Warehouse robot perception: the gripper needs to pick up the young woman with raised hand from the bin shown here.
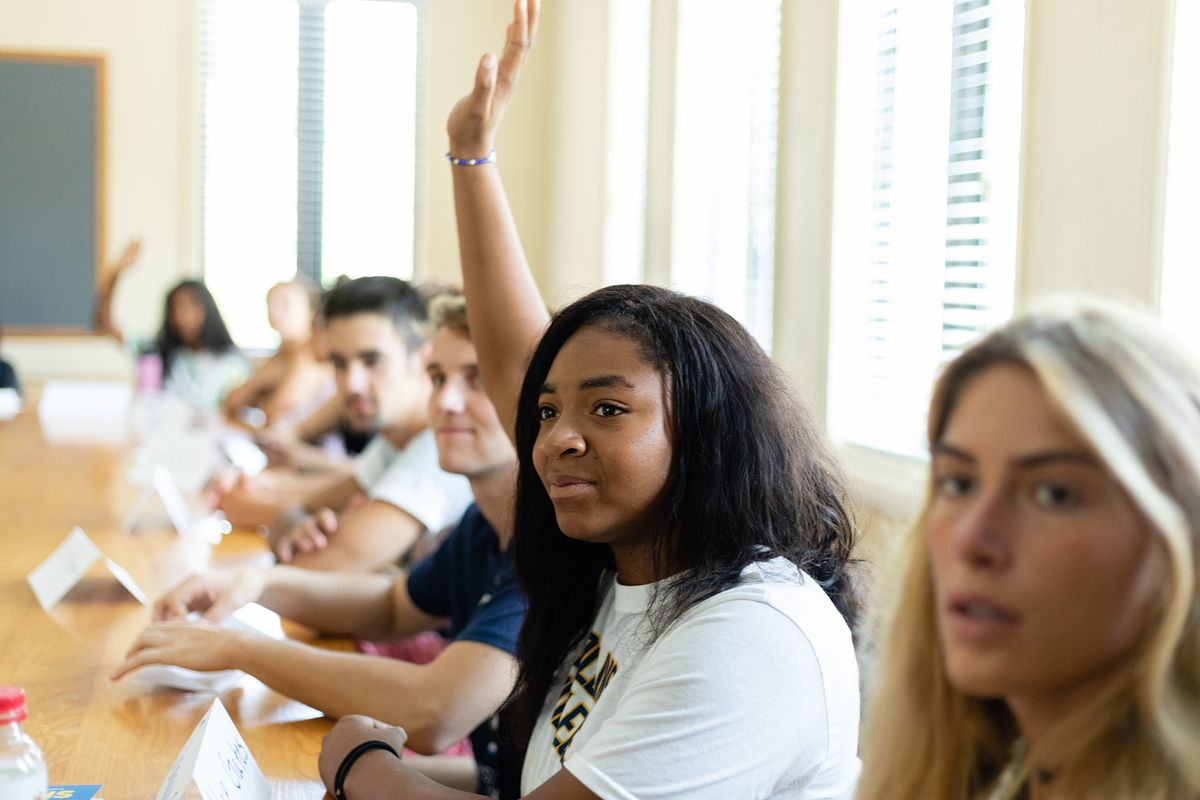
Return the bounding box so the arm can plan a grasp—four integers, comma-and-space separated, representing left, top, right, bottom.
857, 299, 1200, 800
150, 279, 249, 410
96, 239, 248, 411
317, 2, 862, 798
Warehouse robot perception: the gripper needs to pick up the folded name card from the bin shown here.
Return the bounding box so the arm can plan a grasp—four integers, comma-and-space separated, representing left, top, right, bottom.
124, 465, 230, 542
156, 698, 270, 800
220, 431, 268, 477
27, 527, 148, 609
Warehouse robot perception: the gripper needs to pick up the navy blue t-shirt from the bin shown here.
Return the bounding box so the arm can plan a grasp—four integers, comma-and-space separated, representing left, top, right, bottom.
406, 504, 526, 798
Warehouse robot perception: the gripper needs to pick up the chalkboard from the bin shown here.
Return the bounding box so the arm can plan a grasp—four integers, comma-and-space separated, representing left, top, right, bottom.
0, 52, 105, 333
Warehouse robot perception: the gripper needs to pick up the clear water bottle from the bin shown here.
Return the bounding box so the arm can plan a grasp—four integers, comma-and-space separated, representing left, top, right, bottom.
0, 687, 47, 800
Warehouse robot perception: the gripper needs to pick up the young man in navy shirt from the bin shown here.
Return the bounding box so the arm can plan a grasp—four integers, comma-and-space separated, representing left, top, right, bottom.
113, 293, 524, 797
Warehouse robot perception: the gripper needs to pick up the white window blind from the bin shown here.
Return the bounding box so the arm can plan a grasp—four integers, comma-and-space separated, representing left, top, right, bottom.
669, 0, 781, 351
201, 0, 298, 349
201, 0, 419, 349
602, 0, 652, 286
322, 0, 418, 284
1161, 0, 1200, 350
829, 0, 1024, 457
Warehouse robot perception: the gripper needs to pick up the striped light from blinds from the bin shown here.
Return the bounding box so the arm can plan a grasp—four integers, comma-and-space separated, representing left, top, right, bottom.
200, 0, 419, 348
669, 0, 782, 352
829, 0, 1023, 457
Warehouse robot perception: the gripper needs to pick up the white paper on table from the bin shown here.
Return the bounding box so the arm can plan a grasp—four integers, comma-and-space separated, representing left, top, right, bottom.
132, 605, 285, 693
38, 380, 132, 444
134, 665, 243, 694
38, 380, 132, 420
27, 527, 148, 609
220, 431, 268, 477
123, 467, 230, 543
102, 556, 150, 605
130, 393, 197, 441
153, 465, 194, 538
129, 430, 222, 494
155, 698, 270, 800
0, 388, 20, 421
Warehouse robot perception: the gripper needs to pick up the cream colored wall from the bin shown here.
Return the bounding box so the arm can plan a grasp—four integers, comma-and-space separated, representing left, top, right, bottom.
1, 0, 200, 379
1017, 0, 1173, 302
420, 0, 558, 291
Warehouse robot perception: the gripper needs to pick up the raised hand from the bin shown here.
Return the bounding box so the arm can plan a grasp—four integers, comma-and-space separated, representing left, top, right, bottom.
94, 236, 143, 341
446, 0, 540, 158
112, 238, 142, 274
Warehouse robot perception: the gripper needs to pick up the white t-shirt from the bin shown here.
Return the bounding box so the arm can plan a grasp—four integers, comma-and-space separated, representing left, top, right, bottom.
164, 349, 250, 412
351, 429, 472, 534
521, 558, 861, 800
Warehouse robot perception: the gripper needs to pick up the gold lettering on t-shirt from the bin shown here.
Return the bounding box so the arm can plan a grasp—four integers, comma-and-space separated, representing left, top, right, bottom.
549, 630, 620, 762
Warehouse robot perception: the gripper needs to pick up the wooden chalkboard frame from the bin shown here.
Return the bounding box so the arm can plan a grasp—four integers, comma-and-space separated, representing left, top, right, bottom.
0, 51, 106, 336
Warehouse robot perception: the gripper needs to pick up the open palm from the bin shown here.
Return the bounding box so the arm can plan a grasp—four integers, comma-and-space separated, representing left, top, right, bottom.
446, 0, 540, 159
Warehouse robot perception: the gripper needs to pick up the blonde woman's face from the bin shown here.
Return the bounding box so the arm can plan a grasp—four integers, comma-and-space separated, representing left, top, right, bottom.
927, 364, 1166, 722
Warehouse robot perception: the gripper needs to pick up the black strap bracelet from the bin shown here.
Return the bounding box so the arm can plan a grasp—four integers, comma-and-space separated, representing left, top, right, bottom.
333, 739, 400, 800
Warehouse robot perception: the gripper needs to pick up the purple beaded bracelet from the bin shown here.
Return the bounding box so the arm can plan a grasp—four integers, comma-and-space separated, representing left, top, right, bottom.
446, 148, 496, 166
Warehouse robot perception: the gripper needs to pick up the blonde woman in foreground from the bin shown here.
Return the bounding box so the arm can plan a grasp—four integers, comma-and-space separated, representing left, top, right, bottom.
858, 298, 1200, 800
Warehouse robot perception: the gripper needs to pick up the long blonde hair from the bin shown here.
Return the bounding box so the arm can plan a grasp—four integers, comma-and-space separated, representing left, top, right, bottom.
857, 297, 1200, 800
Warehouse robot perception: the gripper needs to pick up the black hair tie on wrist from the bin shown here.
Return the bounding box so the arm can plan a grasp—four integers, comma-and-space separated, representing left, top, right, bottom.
333, 739, 400, 800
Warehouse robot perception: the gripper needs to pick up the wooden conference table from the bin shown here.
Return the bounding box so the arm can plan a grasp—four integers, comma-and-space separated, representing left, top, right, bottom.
0, 389, 333, 799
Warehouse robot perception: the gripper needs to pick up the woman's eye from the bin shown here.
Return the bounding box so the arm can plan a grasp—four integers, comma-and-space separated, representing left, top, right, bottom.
1032, 482, 1077, 509
537, 405, 558, 421
935, 473, 973, 498
594, 403, 625, 418
429, 373, 445, 387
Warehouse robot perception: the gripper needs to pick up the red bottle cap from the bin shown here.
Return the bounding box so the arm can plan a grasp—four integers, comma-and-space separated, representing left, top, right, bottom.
0, 686, 28, 724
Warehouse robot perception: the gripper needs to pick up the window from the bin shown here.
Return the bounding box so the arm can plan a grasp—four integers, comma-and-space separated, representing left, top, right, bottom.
668, 0, 782, 351
602, 0, 652, 287
828, 0, 1025, 457
1161, 0, 1200, 349
200, 0, 420, 348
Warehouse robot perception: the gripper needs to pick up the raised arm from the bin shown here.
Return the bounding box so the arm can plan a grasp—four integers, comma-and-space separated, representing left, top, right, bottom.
447, 0, 548, 441
94, 237, 142, 343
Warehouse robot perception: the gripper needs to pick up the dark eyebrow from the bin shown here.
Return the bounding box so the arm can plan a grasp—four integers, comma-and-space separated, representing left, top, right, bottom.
539, 375, 636, 395
1013, 451, 1103, 471
355, 349, 382, 360
932, 443, 975, 463
579, 375, 635, 391
933, 442, 1102, 471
